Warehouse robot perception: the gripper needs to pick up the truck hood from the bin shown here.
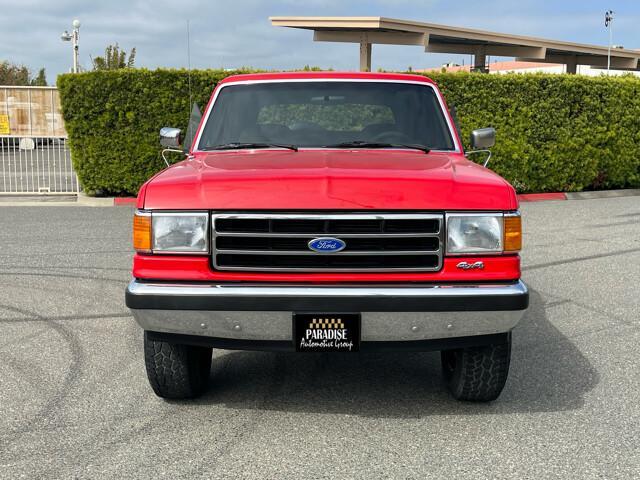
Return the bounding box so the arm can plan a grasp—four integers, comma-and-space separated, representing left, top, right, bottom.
142, 150, 517, 211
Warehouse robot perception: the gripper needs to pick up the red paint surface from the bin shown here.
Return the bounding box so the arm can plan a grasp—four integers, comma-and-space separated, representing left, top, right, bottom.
133, 72, 521, 283
141, 150, 517, 211
141, 71, 519, 211
133, 254, 520, 283
114, 197, 137, 206
215, 71, 440, 87
518, 192, 567, 202
125, 192, 567, 207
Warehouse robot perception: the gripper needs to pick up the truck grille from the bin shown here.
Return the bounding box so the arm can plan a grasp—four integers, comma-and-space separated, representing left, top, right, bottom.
211, 213, 444, 272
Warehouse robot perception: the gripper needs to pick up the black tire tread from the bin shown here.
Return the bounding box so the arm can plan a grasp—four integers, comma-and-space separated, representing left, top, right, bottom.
143, 332, 212, 399
442, 337, 511, 402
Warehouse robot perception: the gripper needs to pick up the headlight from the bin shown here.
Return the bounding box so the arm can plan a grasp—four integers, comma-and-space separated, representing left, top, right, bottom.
446, 213, 503, 254
151, 212, 209, 253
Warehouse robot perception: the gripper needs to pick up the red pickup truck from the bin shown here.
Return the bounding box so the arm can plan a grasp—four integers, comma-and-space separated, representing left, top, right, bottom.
126, 72, 528, 402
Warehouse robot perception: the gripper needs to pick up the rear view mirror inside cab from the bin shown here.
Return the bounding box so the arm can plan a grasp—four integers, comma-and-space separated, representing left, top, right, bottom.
310, 96, 346, 102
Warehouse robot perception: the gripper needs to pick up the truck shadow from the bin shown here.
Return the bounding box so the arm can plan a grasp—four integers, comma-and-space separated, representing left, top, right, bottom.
196, 289, 598, 417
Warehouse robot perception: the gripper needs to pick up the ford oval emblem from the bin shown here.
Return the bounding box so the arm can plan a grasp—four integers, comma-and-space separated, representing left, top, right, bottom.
308, 237, 346, 253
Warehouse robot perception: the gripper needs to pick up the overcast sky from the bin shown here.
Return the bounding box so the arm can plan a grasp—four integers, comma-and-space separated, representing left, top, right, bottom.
1, 0, 638, 84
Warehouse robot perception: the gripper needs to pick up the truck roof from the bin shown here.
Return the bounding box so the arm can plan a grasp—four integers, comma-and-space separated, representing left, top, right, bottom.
218, 71, 436, 85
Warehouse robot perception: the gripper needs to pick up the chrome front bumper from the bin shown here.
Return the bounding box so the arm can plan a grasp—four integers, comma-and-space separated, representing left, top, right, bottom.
126, 280, 528, 346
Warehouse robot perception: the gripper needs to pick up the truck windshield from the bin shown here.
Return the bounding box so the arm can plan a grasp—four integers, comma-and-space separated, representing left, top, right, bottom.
197, 81, 456, 151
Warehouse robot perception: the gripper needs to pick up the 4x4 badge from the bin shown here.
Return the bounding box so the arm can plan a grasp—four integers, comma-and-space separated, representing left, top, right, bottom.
456, 261, 484, 270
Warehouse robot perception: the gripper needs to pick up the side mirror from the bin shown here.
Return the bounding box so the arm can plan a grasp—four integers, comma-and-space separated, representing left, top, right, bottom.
160, 127, 182, 148
470, 127, 496, 150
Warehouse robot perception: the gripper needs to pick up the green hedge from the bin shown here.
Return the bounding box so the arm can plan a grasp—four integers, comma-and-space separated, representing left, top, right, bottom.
57, 69, 257, 195
430, 72, 640, 192
58, 69, 640, 195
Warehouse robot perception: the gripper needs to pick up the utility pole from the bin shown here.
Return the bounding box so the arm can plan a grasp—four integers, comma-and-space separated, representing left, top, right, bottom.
605, 10, 614, 75
61, 19, 81, 73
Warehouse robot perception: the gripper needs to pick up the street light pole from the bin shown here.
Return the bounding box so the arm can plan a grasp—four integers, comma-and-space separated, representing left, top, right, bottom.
605, 10, 614, 75
72, 19, 80, 73
61, 19, 81, 73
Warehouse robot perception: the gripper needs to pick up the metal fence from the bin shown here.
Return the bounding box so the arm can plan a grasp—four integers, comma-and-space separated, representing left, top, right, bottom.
0, 136, 80, 194
0, 86, 79, 194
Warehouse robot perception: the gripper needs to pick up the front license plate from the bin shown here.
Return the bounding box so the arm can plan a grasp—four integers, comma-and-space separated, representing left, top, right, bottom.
294, 313, 360, 352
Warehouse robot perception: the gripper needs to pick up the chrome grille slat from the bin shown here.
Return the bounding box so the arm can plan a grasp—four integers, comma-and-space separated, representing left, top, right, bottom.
215, 249, 438, 256
210, 232, 438, 238
212, 213, 444, 272
214, 214, 442, 219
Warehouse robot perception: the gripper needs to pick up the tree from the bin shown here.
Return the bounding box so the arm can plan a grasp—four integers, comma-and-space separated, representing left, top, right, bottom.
0, 61, 47, 86
0, 61, 30, 85
92, 44, 136, 71
30, 68, 47, 86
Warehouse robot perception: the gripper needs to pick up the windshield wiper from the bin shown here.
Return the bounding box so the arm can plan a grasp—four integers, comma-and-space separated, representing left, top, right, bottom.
322, 141, 430, 153
203, 142, 298, 152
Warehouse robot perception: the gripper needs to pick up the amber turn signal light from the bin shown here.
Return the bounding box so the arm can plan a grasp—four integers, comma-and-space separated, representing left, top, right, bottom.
503, 214, 522, 252
133, 212, 152, 253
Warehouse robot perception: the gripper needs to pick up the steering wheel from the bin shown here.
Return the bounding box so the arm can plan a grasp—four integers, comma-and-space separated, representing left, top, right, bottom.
371, 131, 412, 143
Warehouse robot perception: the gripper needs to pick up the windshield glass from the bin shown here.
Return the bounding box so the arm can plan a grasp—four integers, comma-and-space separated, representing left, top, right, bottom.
197, 81, 456, 150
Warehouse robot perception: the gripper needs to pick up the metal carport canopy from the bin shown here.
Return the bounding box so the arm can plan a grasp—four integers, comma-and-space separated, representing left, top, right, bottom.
270, 16, 640, 73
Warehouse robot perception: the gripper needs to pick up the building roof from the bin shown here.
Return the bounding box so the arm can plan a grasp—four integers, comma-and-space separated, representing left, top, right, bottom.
488, 61, 563, 71
270, 16, 640, 72
419, 60, 564, 73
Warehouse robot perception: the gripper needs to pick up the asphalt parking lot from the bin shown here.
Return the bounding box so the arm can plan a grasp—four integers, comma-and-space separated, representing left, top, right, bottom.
0, 197, 638, 479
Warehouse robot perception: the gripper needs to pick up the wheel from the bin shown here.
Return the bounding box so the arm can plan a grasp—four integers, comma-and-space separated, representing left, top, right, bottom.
143, 331, 212, 399
441, 333, 511, 402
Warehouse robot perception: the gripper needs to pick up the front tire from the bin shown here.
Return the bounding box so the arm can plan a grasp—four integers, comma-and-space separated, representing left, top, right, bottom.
441, 333, 511, 402
143, 332, 212, 399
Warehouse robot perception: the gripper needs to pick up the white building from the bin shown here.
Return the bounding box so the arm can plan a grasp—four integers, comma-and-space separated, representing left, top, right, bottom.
422, 60, 640, 77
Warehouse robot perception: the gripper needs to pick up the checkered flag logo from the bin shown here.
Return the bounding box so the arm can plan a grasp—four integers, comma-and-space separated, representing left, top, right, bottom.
309, 318, 345, 329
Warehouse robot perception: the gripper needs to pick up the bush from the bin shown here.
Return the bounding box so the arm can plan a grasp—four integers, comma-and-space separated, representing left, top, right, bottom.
428, 72, 640, 192
58, 69, 640, 195
57, 68, 259, 195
